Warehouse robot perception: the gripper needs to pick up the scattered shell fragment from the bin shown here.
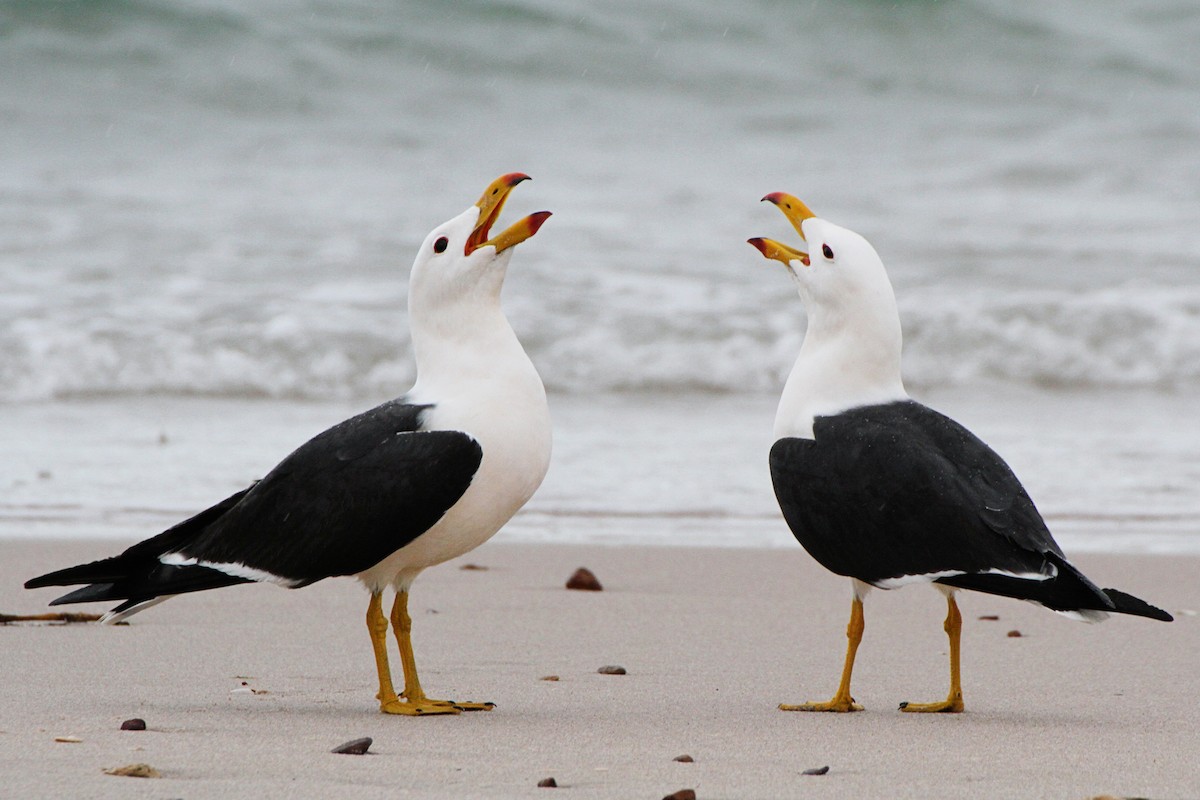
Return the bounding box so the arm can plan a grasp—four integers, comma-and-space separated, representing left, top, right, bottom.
540, 675, 560, 681
120, 718, 146, 731
104, 763, 161, 778
566, 567, 603, 591
331, 737, 373, 755
977, 614, 1000, 621
802, 765, 830, 776
1006, 630, 1023, 638
54, 736, 82, 744
662, 790, 696, 800
673, 754, 694, 763
537, 777, 558, 787
597, 665, 626, 675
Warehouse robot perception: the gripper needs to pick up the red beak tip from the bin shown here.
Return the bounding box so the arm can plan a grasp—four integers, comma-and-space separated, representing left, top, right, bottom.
761, 192, 785, 205
504, 172, 532, 187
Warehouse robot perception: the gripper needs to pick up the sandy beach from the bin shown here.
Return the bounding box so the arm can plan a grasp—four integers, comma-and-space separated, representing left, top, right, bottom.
2, 538, 1194, 799
5, 2, 1199, 798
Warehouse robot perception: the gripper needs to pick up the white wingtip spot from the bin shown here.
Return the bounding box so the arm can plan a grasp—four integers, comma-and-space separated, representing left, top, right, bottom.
160, 553, 302, 587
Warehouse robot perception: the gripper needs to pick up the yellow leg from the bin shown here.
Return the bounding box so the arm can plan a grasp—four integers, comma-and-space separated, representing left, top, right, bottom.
390, 590, 494, 712
900, 594, 965, 713
781, 597, 865, 712
366, 591, 459, 716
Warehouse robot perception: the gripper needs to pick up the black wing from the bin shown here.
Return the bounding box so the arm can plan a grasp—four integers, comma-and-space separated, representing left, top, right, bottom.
26, 400, 482, 605
770, 400, 1171, 621
770, 400, 1059, 583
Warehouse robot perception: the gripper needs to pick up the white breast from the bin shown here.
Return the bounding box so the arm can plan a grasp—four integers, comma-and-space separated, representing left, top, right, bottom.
355, 341, 552, 593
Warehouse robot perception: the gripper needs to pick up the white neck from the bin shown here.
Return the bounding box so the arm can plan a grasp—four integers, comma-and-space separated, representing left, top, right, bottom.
773, 282, 907, 440
407, 287, 540, 403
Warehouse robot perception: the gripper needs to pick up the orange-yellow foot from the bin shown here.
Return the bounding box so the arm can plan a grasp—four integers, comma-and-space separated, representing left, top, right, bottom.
779, 698, 863, 712
898, 696, 964, 713
380, 697, 462, 716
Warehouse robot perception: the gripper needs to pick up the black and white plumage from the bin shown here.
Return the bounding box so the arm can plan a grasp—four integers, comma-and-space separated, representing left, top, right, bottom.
749, 194, 1171, 714
27, 173, 553, 716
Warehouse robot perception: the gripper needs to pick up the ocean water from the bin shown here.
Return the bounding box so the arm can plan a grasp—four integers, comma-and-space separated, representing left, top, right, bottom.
2, 1, 1198, 549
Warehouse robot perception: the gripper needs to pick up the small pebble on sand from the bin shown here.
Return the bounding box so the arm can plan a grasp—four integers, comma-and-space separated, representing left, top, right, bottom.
537, 777, 558, 787
1007, 629, 1023, 637
331, 737, 373, 755
120, 718, 146, 731
566, 567, 603, 591
662, 790, 696, 800
673, 754, 694, 763
802, 765, 830, 776
104, 763, 160, 778
597, 665, 626, 675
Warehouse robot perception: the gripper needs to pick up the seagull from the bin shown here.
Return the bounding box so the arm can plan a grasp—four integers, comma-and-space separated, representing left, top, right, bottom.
26, 173, 553, 716
748, 193, 1172, 713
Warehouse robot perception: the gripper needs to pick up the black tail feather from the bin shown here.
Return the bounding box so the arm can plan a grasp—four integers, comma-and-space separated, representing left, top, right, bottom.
26, 556, 136, 589
24, 485, 257, 615
1102, 587, 1173, 622
48, 582, 120, 606
44, 563, 250, 608
25, 485, 254, 590
937, 552, 1172, 622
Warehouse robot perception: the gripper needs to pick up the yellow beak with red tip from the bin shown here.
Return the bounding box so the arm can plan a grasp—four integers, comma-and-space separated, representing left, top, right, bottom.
748, 237, 810, 267
748, 192, 818, 267
465, 173, 552, 255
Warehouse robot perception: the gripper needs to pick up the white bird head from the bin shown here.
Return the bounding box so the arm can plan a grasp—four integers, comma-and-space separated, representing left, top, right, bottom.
749, 193, 907, 437
748, 193, 894, 321
409, 173, 551, 318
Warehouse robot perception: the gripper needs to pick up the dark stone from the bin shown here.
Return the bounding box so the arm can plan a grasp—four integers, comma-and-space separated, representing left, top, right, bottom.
662, 790, 696, 800
331, 737, 373, 755
566, 568, 603, 591
537, 777, 558, 787
120, 718, 146, 731
673, 754, 694, 763
597, 665, 626, 675
1007, 629, 1023, 637
802, 765, 830, 776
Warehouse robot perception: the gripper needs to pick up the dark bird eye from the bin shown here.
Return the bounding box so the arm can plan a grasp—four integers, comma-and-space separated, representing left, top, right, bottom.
433, 237, 449, 254
822, 243, 834, 260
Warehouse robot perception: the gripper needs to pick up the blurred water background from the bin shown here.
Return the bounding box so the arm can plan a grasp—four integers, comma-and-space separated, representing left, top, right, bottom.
2, 0, 1198, 550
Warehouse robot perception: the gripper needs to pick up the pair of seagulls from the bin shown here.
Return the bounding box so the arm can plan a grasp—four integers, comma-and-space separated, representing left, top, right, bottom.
26, 174, 1171, 717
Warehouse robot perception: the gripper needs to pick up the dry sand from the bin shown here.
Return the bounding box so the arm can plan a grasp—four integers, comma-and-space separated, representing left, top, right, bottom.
2, 539, 1196, 799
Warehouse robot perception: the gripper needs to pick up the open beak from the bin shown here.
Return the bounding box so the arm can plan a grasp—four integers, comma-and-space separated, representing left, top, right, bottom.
747, 237, 810, 266
747, 192, 817, 267
464, 173, 552, 255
